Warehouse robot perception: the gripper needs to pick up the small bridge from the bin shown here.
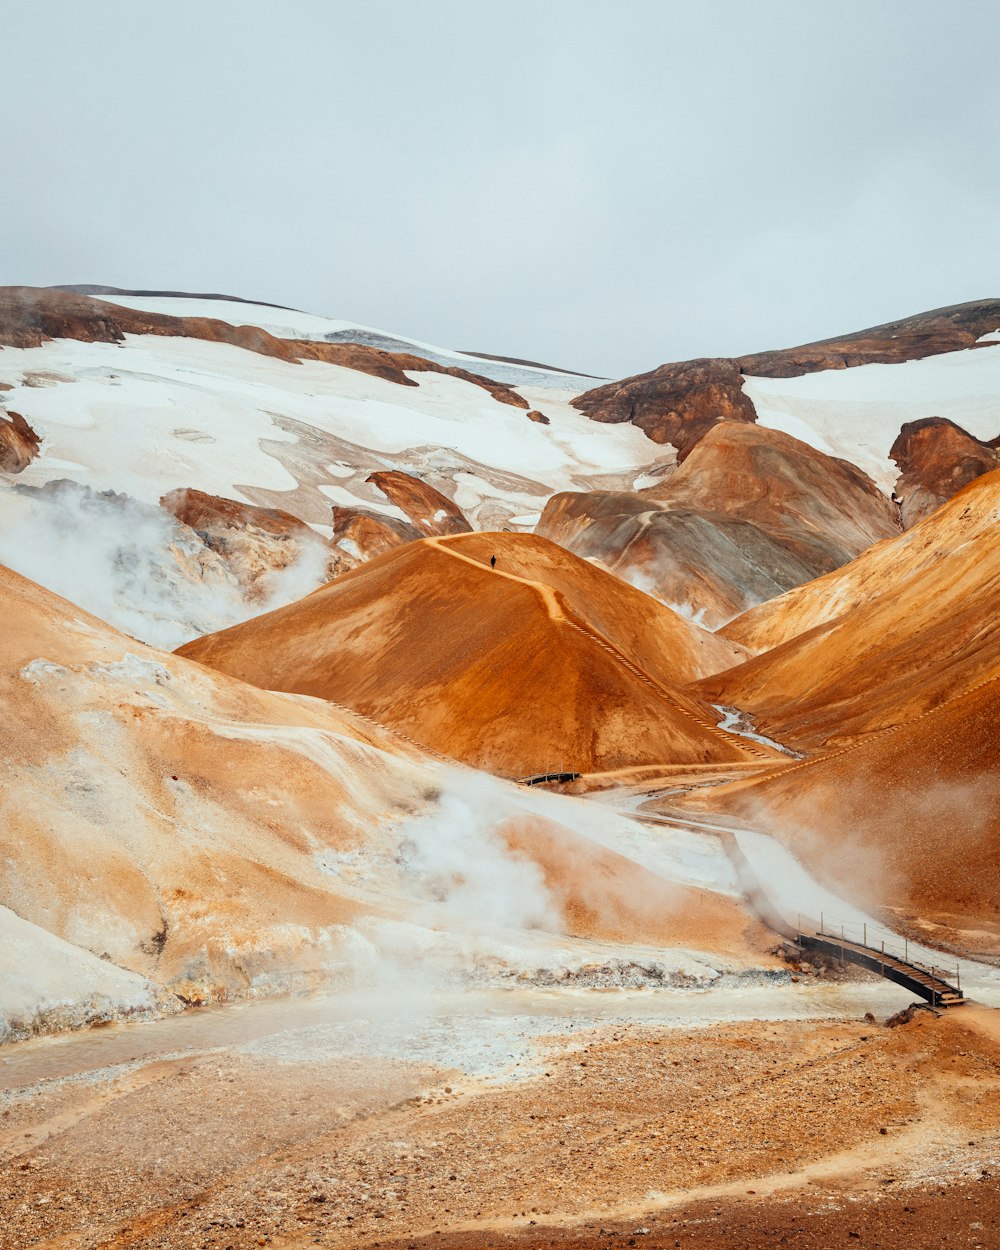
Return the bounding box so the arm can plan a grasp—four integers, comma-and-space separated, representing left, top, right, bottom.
708, 824, 966, 1008
796, 928, 964, 1008
516, 771, 582, 786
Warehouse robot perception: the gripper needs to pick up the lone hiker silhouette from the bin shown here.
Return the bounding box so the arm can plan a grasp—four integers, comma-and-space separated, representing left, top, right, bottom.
490, 554, 497, 569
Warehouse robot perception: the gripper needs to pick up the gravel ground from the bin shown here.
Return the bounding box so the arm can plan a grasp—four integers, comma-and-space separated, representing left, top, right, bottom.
1, 1000, 998, 1249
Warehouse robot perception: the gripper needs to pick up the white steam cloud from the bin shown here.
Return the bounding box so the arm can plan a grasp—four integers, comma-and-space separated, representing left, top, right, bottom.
0, 481, 329, 650
392, 776, 559, 937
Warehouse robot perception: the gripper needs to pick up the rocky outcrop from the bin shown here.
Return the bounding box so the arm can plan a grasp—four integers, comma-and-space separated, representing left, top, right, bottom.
161, 488, 345, 596
574, 300, 1000, 455
331, 507, 422, 560
527, 409, 550, 424
573, 358, 755, 458
0, 287, 528, 408
538, 425, 901, 627
366, 471, 472, 537
0, 410, 41, 473
889, 417, 999, 527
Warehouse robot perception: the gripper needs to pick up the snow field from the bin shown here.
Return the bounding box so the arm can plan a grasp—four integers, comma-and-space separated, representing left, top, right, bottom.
745, 345, 1000, 491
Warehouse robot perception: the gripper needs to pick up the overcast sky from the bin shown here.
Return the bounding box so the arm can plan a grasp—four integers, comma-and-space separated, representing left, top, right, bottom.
4, 2, 998, 377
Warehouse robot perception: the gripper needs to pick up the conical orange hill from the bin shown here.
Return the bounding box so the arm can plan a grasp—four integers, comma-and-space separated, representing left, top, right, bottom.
177, 532, 775, 777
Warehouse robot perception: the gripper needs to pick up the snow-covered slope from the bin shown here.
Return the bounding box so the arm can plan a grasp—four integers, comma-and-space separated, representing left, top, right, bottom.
0, 288, 664, 645
745, 345, 1000, 492
0, 326, 656, 531
89, 291, 597, 389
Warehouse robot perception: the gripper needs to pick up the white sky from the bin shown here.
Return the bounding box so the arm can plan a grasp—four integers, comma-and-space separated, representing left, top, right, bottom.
3, 1, 998, 377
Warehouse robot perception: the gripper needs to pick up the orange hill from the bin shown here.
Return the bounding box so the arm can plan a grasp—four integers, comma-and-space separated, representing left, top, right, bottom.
0, 560, 769, 1026
178, 532, 774, 777
697, 470, 1000, 751
689, 677, 1000, 942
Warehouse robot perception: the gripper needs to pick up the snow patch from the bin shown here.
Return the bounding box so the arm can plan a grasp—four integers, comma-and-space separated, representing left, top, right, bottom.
745, 345, 1000, 491
712, 704, 802, 758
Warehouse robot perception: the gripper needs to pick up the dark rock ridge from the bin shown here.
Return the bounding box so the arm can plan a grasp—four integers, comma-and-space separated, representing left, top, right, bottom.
574, 299, 1000, 453
0, 287, 528, 409
0, 410, 41, 473
574, 358, 755, 459
889, 417, 1000, 528
52, 284, 301, 312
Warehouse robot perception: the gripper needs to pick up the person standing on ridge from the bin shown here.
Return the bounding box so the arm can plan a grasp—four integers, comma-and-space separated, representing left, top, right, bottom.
490, 554, 497, 569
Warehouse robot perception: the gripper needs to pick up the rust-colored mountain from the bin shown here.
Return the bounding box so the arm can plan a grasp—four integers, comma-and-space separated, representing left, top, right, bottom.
177, 532, 770, 777
690, 677, 1000, 940
643, 423, 899, 567
0, 559, 768, 1018
537, 424, 900, 628
889, 417, 999, 527
697, 470, 1000, 751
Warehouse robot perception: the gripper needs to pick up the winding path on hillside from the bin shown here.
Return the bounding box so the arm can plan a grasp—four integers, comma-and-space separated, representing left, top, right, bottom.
425, 536, 782, 764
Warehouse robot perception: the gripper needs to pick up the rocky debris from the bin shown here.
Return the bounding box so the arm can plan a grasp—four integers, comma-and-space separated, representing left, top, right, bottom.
0, 410, 41, 473
0, 286, 528, 408
889, 417, 999, 527
574, 300, 1000, 456
161, 487, 345, 597
366, 470, 472, 537
886, 1004, 921, 1028
498, 960, 709, 990
527, 409, 550, 424
331, 506, 422, 560
769, 941, 869, 983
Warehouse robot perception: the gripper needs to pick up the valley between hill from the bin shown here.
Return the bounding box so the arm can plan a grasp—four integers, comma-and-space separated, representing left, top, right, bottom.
3, 287, 1000, 1248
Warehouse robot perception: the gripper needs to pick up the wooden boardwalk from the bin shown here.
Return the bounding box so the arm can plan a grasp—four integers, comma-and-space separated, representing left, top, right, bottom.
713, 824, 965, 1008
516, 771, 581, 786
797, 929, 964, 1008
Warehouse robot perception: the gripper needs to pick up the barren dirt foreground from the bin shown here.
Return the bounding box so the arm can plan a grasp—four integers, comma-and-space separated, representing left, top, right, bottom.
2, 994, 1000, 1250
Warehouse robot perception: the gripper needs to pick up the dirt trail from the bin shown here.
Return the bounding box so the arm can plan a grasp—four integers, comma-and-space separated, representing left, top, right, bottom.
428, 535, 777, 763
425, 534, 567, 623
